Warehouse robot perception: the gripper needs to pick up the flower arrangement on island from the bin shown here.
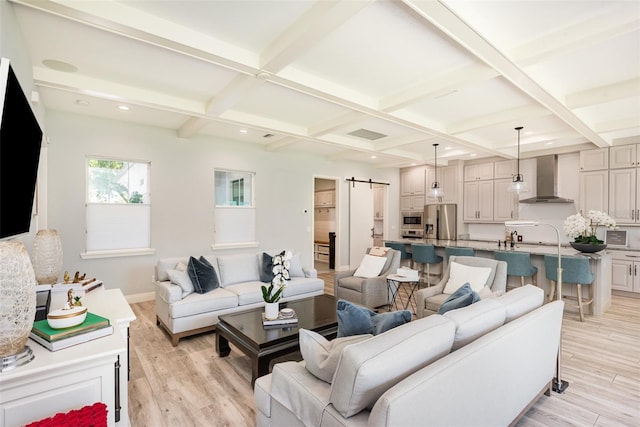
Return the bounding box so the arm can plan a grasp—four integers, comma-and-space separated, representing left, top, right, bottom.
261, 250, 292, 303
563, 210, 616, 245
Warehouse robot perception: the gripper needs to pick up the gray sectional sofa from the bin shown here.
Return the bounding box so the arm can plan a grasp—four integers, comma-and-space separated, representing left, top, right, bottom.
155, 251, 324, 345
254, 285, 565, 426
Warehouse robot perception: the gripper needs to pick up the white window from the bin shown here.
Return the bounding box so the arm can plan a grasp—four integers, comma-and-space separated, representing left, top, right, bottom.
83, 157, 153, 258
214, 169, 257, 248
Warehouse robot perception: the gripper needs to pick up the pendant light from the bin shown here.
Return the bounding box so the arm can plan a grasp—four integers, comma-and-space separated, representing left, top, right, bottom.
427, 143, 444, 199
507, 126, 529, 193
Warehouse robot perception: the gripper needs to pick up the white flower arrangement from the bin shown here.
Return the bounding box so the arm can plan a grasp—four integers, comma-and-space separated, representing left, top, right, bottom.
261, 250, 292, 303
563, 210, 616, 244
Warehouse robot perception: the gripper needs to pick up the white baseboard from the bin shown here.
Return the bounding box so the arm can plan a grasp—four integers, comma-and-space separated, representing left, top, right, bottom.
125, 291, 155, 304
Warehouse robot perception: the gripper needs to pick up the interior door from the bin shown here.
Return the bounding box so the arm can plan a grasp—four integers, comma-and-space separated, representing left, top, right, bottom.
349, 182, 374, 269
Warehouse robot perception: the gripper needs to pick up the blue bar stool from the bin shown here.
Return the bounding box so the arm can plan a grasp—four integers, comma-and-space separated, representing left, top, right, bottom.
385, 241, 412, 268
445, 246, 474, 261
544, 255, 594, 322
411, 243, 443, 286
494, 250, 538, 288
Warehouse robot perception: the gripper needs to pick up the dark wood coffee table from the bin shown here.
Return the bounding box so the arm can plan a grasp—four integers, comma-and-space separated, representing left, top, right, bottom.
216, 294, 338, 385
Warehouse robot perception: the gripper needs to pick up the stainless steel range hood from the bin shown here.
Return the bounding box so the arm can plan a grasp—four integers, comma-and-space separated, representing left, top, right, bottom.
519, 154, 574, 203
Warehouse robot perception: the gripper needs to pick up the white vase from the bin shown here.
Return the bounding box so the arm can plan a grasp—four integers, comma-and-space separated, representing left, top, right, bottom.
0, 241, 36, 358
32, 229, 63, 285
264, 302, 279, 320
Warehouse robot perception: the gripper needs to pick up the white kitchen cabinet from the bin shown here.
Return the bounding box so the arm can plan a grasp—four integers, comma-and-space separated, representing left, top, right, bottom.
463, 180, 493, 222
611, 252, 640, 293
314, 190, 335, 207
579, 170, 608, 215
401, 195, 425, 211
609, 168, 638, 223
609, 144, 637, 169
426, 165, 457, 204
400, 166, 426, 196
579, 148, 609, 171
493, 178, 517, 221
464, 162, 494, 181
494, 159, 516, 179
373, 185, 385, 219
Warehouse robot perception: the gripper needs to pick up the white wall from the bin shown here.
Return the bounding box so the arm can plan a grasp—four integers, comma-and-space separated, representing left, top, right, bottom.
45, 110, 400, 297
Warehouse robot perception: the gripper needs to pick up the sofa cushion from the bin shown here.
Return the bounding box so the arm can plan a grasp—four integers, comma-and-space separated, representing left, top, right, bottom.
444, 298, 506, 350
336, 300, 411, 337
168, 287, 238, 319
167, 268, 194, 298
188, 256, 220, 294
443, 262, 493, 294
354, 254, 387, 278
217, 253, 260, 286
330, 315, 456, 418
299, 329, 372, 383
497, 284, 544, 322
157, 257, 189, 282
224, 281, 264, 306
438, 283, 480, 314
281, 277, 324, 298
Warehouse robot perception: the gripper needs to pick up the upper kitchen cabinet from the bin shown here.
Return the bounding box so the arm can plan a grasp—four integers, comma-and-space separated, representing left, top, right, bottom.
493, 179, 517, 221
400, 166, 426, 196
464, 162, 494, 181
610, 144, 638, 169
609, 168, 640, 223
314, 189, 335, 207
401, 195, 425, 212
579, 148, 609, 171
494, 160, 516, 179
463, 180, 493, 222
580, 170, 608, 215
426, 165, 458, 204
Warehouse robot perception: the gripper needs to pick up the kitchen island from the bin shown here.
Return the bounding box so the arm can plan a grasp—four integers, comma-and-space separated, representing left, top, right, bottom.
393, 238, 612, 316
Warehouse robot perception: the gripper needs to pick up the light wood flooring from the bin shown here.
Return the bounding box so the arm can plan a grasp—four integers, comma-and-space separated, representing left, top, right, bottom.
128, 273, 640, 426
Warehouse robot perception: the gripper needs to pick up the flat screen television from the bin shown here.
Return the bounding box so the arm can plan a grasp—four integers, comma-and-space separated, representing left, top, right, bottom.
0, 57, 43, 239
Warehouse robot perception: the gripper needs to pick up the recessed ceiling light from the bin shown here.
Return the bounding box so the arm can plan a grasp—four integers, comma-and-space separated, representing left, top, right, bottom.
445, 146, 452, 150
75, 99, 89, 106
469, 153, 477, 157
371, 155, 377, 159
42, 59, 78, 73
117, 105, 130, 111
545, 142, 553, 145
240, 129, 248, 134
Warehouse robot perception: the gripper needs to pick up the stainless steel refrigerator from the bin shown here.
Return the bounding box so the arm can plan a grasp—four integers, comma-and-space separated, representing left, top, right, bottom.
424, 204, 457, 240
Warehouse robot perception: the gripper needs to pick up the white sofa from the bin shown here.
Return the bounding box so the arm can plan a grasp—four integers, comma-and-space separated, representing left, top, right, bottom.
155, 251, 324, 346
254, 285, 564, 426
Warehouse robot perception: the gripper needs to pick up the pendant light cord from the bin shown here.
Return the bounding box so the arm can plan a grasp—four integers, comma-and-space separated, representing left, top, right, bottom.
515, 126, 523, 179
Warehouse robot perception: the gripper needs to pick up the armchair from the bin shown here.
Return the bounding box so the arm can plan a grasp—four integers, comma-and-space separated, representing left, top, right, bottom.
334, 248, 400, 309
416, 256, 507, 318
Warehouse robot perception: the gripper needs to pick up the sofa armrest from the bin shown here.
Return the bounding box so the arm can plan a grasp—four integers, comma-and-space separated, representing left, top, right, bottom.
156, 280, 183, 304
415, 283, 445, 318
333, 269, 356, 295
303, 267, 318, 278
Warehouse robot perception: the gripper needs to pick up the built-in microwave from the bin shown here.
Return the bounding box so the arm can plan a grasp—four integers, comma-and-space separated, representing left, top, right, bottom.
402, 213, 422, 226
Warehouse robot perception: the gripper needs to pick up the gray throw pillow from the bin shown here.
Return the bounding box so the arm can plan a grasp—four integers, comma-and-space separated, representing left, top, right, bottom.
336, 299, 411, 337
260, 252, 275, 283
438, 283, 480, 314
188, 256, 220, 294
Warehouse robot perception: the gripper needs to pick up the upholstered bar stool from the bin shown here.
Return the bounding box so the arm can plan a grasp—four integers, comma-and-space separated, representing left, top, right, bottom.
385, 241, 412, 268
445, 246, 475, 261
494, 250, 538, 289
544, 255, 594, 322
411, 243, 443, 287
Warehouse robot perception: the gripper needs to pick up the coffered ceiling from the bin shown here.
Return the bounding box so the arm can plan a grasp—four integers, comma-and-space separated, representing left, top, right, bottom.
9, 0, 640, 167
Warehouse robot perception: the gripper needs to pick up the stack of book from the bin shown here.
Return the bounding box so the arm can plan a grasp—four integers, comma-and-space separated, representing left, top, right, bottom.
30, 312, 113, 351
262, 311, 299, 328
50, 279, 104, 295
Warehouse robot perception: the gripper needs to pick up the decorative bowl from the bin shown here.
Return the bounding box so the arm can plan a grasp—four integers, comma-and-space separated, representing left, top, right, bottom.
280, 308, 295, 318
570, 242, 607, 253
47, 306, 88, 329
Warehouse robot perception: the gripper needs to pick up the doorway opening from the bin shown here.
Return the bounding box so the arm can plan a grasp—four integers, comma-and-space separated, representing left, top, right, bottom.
313, 177, 338, 273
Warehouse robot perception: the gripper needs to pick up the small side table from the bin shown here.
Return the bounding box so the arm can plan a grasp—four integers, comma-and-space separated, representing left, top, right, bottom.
386, 274, 420, 314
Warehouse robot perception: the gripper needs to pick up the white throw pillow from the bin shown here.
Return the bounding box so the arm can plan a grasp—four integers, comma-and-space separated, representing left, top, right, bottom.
299, 329, 371, 383
443, 262, 492, 294
167, 268, 194, 298
354, 254, 387, 278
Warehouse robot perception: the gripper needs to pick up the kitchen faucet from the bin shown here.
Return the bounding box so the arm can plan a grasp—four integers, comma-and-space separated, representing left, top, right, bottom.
510, 230, 518, 248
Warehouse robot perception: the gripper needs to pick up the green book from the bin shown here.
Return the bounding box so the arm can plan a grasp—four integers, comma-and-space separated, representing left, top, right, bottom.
32, 312, 111, 342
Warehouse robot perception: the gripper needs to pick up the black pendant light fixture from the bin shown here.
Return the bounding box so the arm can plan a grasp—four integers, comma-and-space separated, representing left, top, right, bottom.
507, 126, 529, 193
427, 143, 444, 199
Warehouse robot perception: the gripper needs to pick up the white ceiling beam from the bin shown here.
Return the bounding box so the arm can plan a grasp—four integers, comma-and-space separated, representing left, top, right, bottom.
374, 134, 434, 151
595, 117, 640, 133
448, 105, 551, 136
260, 0, 372, 73
514, 8, 640, 66
308, 111, 369, 137
402, 0, 611, 148
380, 63, 499, 111
264, 137, 298, 152
566, 79, 640, 109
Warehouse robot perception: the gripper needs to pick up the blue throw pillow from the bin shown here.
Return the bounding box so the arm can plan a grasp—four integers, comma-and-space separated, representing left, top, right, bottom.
336, 300, 412, 337
438, 283, 480, 314
260, 252, 275, 283
188, 256, 220, 294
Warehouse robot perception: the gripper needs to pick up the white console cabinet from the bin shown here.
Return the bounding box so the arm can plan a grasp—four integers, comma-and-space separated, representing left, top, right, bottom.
0, 288, 135, 427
